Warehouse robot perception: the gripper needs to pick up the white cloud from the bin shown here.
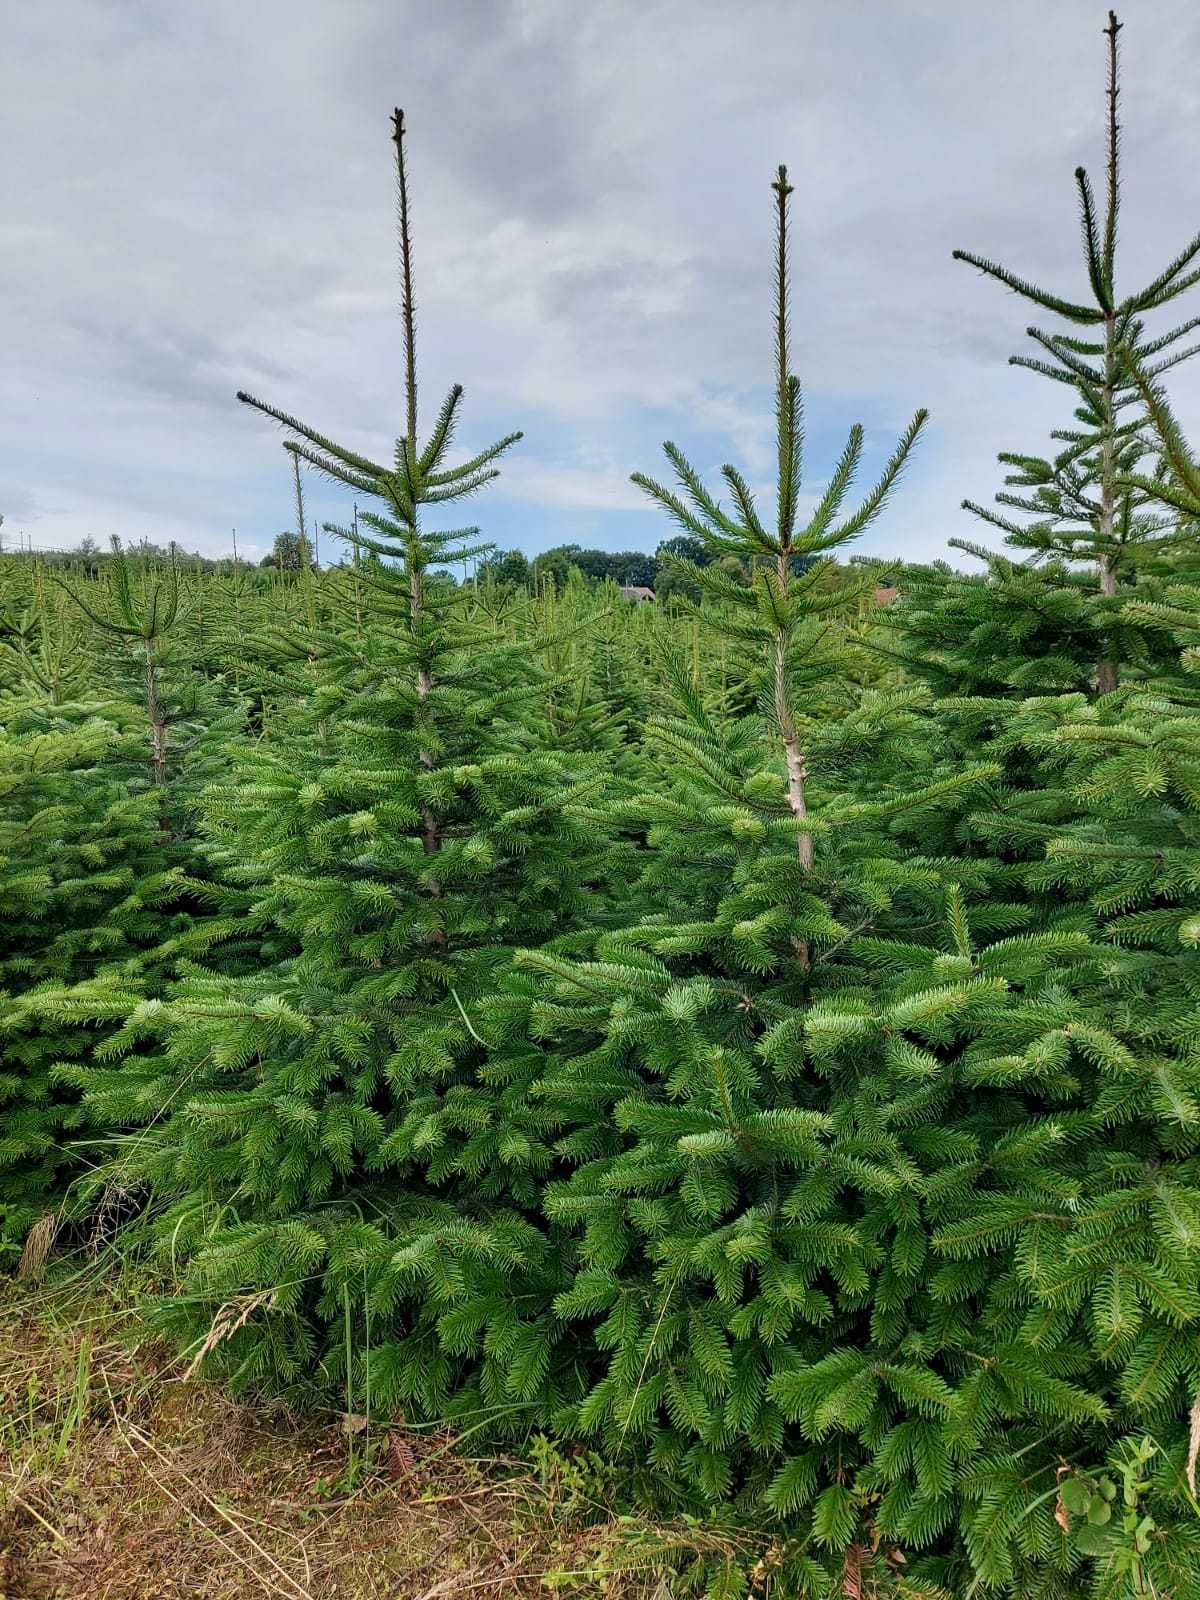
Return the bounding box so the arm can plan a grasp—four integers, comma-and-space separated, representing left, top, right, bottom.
493, 457, 647, 515
3, 0, 1200, 561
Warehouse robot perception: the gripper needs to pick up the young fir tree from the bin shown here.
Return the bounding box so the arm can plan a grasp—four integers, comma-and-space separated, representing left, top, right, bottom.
50, 538, 245, 838
821, 265, 1200, 1600
455, 160, 1199, 1600
0, 564, 93, 707
0, 569, 204, 1256
866, 8, 1200, 1019
67, 112, 615, 1395
454, 167, 1077, 1593
902, 12, 1200, 702
922, 378, 1200, 1595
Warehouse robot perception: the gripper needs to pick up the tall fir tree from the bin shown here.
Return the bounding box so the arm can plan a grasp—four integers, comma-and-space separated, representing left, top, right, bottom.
898, 12, 1200, 704
482, 166, 1033, 1593
63, 112, 616, 1397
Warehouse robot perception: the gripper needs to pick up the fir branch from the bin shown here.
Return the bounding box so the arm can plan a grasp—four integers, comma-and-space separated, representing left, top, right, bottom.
952, 250, 1104, 324
1075, 166, 1111, 312
236, 393, 387, 480
832, 410, 928, 542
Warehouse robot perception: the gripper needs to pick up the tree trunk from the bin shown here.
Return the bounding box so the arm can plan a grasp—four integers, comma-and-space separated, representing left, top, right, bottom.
774, 550, 811, 973
144, 651, 171, 834
774, 551, 813, 872
410, 561, 447, 948
1096, 314, 1119, 695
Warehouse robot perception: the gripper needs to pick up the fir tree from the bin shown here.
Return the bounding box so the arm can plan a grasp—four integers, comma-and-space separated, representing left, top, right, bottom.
632, 163, 928, 881
49, 537, 241, 838
0, 565, 92, 706
0, 709, 136, 1252
495, 166, 1005, 1589
953, 10, 1200, 693
64, 112, 616, 1402
0, 687, 201, 1255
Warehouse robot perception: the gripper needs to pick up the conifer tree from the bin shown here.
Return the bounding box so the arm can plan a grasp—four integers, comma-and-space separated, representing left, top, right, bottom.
828, 193, 1200, 1600
0, 710, 141, 1252
0, 565, 92, 706
870, 7, 1200, 976
632, 164, 928, 885
952, 10, 1200, 693
478, 166, 1022, 1592
49, 537, 242, 837
66, 111, 615, 1396
0, 574, 206, 1256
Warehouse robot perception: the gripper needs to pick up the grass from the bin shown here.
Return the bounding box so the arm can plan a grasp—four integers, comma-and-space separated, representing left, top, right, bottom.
0, 1268, 743, 1599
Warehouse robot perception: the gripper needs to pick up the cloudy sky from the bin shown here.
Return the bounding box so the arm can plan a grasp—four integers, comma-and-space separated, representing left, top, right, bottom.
4, 1, 1200, 566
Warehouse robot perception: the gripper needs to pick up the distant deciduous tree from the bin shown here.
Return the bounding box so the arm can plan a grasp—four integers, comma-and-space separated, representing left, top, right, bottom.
477, 548, 532, 588
260, 531, 313, 571
656, 534, 711, 568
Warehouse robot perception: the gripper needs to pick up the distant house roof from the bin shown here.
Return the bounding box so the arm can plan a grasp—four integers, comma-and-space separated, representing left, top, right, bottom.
620, 585, 656, 601
872, 585, 900, 606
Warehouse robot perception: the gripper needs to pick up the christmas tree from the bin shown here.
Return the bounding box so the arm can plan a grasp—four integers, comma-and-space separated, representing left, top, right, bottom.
63, 112, 617, 1400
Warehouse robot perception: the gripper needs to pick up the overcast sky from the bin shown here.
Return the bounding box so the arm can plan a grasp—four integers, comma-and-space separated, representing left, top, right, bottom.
4, 1, 1200, 566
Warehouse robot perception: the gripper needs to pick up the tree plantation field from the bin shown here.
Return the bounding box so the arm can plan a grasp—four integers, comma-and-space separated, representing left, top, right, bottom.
9, 13, 1200, 1599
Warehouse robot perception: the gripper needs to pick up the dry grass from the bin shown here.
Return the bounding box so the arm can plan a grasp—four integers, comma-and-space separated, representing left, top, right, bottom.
0, 1274, 730, 1599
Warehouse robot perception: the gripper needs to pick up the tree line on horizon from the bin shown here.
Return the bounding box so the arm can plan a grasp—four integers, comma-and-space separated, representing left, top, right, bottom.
30, 529, 719, 594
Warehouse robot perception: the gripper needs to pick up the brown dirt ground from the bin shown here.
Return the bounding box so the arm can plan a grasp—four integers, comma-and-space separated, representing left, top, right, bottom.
0, 1274, 735, 1600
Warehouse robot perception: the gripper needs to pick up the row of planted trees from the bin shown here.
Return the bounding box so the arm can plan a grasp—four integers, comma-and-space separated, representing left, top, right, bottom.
5, 13, 1200, 1596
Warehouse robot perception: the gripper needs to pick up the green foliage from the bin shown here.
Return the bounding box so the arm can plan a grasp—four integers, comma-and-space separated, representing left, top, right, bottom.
948, 10, 1200, 700
261, 531, 314, 572
0, 547, 241, 1256
6, 20, 1200, 1600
